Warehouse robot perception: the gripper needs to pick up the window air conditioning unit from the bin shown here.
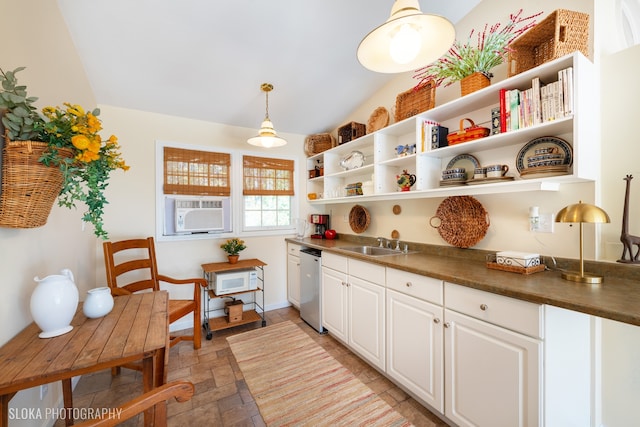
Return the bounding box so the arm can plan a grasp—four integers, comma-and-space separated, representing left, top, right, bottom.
175, 198, 225, 233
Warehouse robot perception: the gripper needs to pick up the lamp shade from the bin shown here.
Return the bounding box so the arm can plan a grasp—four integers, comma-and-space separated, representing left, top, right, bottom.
555, 201, 610, 284
247, 118, 287, 148
357, 0, 455, 73
555, 201, 611, 224
247, 83, 287, 148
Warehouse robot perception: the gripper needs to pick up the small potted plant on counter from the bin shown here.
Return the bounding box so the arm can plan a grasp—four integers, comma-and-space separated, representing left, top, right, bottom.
220, 238, 247, 264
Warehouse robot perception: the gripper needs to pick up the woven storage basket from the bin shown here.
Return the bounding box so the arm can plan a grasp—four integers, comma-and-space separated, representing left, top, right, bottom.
460, 72, 491, 97
430, 196, 489, 248
304, 133, 336, 156
395, 80, 436, 123
0, 137, 72, 228
507, 9, 590, 77
338, 122, 366, 145
446, 118, 490, 145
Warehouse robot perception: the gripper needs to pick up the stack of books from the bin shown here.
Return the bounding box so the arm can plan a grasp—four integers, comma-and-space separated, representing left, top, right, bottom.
499, 67, 573, 133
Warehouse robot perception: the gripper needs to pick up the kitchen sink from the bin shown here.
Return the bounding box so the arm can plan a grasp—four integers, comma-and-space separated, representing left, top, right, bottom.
339, 246, 415, 257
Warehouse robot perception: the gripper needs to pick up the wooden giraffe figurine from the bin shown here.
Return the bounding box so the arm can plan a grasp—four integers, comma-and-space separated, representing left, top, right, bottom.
618, 174, 640, 263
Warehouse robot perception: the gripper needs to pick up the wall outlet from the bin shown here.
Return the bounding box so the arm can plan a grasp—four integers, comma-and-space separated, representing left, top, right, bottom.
40, 383, 48, 400
536, 213, 554, 233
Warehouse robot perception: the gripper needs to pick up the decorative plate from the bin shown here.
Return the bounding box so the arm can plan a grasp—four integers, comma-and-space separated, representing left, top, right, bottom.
445, 154, 481, 181
367, 107, 390, 134
516, 136, 573, 173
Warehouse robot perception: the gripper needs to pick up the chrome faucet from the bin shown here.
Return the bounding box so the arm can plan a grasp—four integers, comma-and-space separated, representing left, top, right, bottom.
390, 239, 400, 251
377, 237, 387, 248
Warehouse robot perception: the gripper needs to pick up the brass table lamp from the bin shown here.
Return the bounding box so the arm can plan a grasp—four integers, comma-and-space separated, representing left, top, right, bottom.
555, 201, 610, 284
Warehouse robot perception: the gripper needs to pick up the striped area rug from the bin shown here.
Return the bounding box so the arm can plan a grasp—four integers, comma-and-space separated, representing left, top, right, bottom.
227, 320, 413, 427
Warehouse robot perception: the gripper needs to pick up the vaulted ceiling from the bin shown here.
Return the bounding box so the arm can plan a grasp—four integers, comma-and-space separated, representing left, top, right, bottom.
57, 0, 480, 136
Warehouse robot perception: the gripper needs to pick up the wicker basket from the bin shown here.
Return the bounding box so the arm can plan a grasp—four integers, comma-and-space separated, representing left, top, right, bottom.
429, 196, 489, 248
395, 80, 436, 123
304, 133, 336, 157
349, 204, 370, 234
460, 72, 491, 97
0, 138, 71, 228
507, 9, 590, 77
446, 118, 490, 145
338, 122, 366, 145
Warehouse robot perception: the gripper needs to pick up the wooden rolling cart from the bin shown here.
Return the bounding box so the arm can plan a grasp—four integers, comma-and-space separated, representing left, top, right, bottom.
201, 258, 267, 340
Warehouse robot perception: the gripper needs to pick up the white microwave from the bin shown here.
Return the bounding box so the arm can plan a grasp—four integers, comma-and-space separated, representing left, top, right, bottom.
212, 269, 258, 295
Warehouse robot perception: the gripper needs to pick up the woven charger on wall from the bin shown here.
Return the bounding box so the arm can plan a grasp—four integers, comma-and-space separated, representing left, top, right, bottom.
349, 205, 370, 234
430, 196, 489, 248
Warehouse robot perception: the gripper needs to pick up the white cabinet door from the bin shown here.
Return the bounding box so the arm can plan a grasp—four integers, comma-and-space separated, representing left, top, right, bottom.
287, 253, 300, 308
444, 309, 542, 427
386, 289, 444, 412
321, 266, 348, 343
348, 275, 385, 370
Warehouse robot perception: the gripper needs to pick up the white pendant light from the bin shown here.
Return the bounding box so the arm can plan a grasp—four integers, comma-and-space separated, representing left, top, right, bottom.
357, 0, 455, 73
247, 83, 287, 148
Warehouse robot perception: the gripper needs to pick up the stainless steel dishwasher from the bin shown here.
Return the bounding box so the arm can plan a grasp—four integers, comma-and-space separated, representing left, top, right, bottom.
299, 247, 325, 333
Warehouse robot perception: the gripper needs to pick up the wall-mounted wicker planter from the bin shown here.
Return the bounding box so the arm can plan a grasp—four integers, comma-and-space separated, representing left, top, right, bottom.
0, 138, 71, 228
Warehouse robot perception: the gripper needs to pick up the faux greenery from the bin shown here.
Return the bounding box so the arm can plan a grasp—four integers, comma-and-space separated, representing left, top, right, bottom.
0, 66, 129, 239
413, 9, 541, 89
220, 238, 247, 256
0, 67, 44, 140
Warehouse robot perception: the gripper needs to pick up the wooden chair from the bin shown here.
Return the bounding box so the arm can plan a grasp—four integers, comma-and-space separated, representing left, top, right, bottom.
103, 237, 207, 350
74, 381, 194, 427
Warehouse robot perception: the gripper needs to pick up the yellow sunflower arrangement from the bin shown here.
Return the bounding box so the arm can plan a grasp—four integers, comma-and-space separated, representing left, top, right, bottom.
38, 103, 129, 239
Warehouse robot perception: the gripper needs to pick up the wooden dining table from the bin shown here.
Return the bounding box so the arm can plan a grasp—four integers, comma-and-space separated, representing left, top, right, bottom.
0, 291, 169, 427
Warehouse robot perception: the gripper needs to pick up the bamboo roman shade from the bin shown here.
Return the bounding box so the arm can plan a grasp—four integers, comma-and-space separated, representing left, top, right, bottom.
164, 147, 231, 196
243, 155, 294, 196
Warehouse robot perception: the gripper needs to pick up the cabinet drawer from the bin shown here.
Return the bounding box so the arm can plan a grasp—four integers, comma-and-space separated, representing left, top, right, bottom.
287, 243, 301, 257
348, 258, 385, 285
322, 252, 348, 273
386, 268, 443, 305
445, 282, 543, 339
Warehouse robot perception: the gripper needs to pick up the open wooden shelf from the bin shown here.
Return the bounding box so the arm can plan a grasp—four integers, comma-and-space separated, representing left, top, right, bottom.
206, 309, 262, 332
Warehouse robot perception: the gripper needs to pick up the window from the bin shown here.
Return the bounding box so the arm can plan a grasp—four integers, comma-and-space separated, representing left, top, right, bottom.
243, 155, 294, 230
163, 147, 230, 196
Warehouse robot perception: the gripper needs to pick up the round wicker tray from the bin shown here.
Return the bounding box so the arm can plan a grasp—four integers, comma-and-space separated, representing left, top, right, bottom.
429, 196, 489, 248
366, 107, 389, 134
349, 205, 370, 234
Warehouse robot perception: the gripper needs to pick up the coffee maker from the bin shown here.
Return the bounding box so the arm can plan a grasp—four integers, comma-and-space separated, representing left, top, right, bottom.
310, 214, 330, 239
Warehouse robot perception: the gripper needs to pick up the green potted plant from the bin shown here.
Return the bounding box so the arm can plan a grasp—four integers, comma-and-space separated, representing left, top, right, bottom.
0, 66, 129, 238
413, 9, 541, 96
220, 238, 247, 264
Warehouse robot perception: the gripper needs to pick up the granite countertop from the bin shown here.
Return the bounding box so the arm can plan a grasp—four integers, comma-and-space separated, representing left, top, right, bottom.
286, 237, 640, 327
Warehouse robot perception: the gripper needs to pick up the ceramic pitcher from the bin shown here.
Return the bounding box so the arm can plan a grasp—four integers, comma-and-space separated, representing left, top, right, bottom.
83, 287, 114, 319
31, 268, 79, 338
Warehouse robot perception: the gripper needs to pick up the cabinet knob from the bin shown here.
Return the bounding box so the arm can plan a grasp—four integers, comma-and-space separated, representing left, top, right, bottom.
480, 303, 488, 311
443, 322, 450, 328
341, 281, 347, 287
405, 282, 412, 287
433, 318, 440, 324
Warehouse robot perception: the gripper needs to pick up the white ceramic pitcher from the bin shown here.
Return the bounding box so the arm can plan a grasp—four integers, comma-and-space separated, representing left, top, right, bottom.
31, 268, 79, 338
